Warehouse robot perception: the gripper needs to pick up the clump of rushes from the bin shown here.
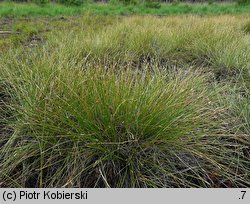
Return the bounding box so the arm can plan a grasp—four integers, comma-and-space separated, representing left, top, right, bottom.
0, 49, 249, 187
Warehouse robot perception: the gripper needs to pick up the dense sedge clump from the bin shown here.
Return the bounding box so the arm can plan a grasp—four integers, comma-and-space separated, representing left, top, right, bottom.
0, 50, 248, 187
0, 15, 249, 187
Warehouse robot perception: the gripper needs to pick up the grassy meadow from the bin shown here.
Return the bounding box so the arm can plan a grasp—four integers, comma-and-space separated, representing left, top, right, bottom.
0, 2, 250, 17
0, 4, 250, 187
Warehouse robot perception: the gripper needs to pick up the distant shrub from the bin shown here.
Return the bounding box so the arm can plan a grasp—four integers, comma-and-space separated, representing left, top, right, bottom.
58, 0, 85, 6
235, 0, 250, 5
32, 0, 49, 4
172, 0, 180, 5
109, 0, 120, 4
144, 0, 161, 9
120, 0, 139, 5
110, 0, 160, 6
208, 0, 214, 4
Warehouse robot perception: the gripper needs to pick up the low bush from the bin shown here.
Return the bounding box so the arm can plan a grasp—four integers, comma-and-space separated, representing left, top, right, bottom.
58, 0, 85, 6
235, 0, 250, 5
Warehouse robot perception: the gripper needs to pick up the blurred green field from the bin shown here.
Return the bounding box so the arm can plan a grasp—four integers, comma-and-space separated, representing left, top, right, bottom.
0, 2, 250, 17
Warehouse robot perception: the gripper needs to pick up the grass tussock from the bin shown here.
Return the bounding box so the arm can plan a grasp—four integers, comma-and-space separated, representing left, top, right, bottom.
47, 15, 250, 75
0, 14, 250, 187
1, 60, 248, 187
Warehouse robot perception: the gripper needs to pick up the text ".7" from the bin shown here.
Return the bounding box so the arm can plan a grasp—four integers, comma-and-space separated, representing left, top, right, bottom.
239, 191, 246, 200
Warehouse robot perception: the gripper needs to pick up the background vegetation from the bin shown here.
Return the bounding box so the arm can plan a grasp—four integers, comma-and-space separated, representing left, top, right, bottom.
0, 0, 250, 17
